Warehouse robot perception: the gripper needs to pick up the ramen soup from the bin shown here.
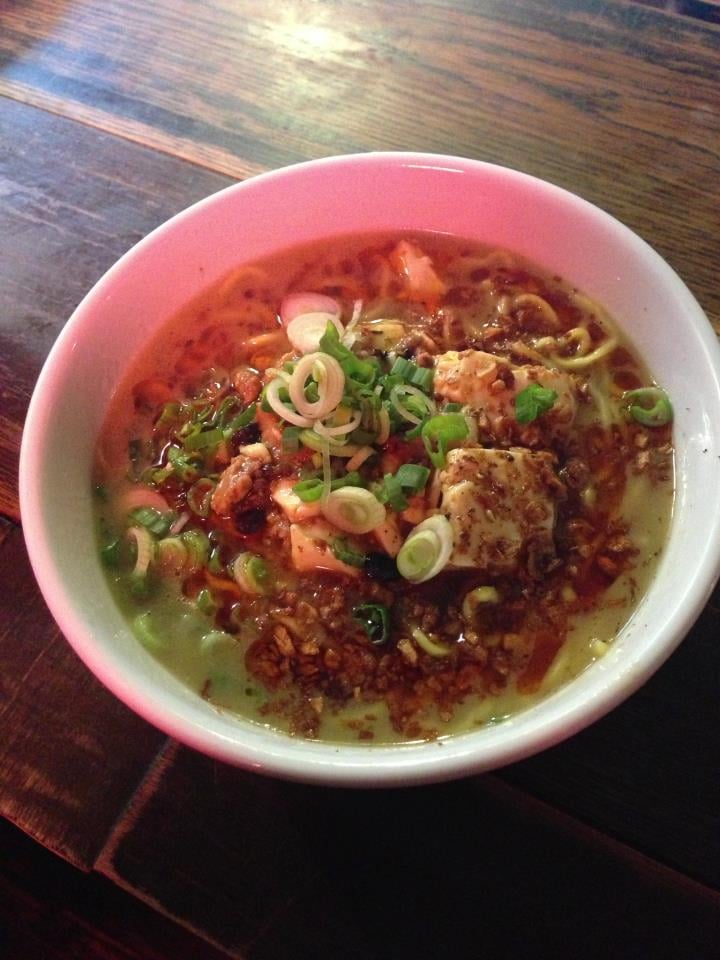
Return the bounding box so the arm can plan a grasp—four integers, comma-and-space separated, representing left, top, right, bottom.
95, 234, 674, 743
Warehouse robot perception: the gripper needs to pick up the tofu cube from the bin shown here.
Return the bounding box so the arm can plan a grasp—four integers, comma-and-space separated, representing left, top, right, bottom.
439, 446, 564, 575
434, 349, 577, 445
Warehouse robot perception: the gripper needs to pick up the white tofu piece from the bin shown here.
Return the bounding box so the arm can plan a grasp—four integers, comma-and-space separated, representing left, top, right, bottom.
434, 349, 577, 445
289, 521, 360, 577
271, 478, 322, 523
439, 446, 563, 575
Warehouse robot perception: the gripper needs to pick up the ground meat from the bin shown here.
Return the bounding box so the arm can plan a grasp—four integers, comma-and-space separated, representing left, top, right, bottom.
211, 456, 271, 520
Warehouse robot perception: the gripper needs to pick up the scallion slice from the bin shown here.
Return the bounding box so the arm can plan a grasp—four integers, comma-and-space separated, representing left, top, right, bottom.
321, 487, 386, 534
182, 529, 210, 571
397, 514, 453, 583
183, 426, 225, 452
623, 387, 673, 427
515, 383, 558, 424
412, 627, 451, 658
228, 402, 257, 432
352, 603, 390, 645
421, 414, 469, 468
127, 506, 174, 538
409, 365, 434, 393
319, 321, 377, 384
282, 425, 303, 453
395, 463, 430, 493
293, 477, 325, 502
126, 525, 154, 579
167, 445, 200, 482
331, 537, 367, 568
100, 537, 122, 568
134, 612, 164, 652
380, 473, 408, 511
232, 552, 270, 594
196, 588, 218, 616
187, 478, 216, 518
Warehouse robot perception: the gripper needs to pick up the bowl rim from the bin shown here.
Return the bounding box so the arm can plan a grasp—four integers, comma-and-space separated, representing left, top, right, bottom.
19, 151, 720, 786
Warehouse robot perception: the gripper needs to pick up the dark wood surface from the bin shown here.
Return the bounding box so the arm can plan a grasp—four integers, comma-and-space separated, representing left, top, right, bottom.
1, 0, 719, 955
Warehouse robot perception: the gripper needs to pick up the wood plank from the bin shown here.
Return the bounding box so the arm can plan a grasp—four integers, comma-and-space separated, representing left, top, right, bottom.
501, 579, 720, 888
0, 96, 233, 520
0, 817, 230, 960
96, 748, 720, 959
1, 0, 718, 329
0, 525, 168, 869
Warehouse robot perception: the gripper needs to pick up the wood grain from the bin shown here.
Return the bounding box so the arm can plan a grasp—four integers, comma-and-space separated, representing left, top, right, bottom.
1, 0, 719, 947
96, 749, 720, 959
0, 817, 230, 960
504, 581, 720, 887
0, 96, 233, 520
0, 526, 168, 869
1, 0, 719, 330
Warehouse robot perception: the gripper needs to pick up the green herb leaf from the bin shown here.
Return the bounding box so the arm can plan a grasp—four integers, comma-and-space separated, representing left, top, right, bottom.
514, 383, 558, 424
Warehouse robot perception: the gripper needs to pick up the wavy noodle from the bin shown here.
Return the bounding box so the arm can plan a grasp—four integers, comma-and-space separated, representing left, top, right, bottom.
511, 340, 558, 369
511, 293, 561, 330
218, 264, 270, 303
207, 300, 278, 332
568, 290, 615, 330
552, 336, 618, 370
293, 259, 365, 300
562, 326, 593, 356
450, 249, 516, 278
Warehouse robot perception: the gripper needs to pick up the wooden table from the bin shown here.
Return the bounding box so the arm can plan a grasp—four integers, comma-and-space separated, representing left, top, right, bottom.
1, 1, 719, 956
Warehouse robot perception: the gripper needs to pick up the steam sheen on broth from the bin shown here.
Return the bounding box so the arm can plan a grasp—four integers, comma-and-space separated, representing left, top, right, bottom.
94, 234, 674, 743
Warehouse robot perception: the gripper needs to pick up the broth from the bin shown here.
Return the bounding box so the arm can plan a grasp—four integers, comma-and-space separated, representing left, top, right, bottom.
94, 233, 674, 743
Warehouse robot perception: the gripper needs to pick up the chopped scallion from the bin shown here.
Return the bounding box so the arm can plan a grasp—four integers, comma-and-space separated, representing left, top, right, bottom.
187, 478, 216, 518
623, 387, 673, 427
282, 425, 302, 453
232, 552, 270, 594
319, 322, 377, 384
421, 414, 469, 468
332, 537, 367, 568
228, 402, 257, 431
352, 603, 390, 645
397, 515, 453, 583
182, 529, 210, 570
127, 506, 174, 537
395, 463, 430, 493
515, 383, 558, 424
409, 365, 434, 392
411, 627, 451, 658
100, 537, 122, 567
183, 426, 224, 452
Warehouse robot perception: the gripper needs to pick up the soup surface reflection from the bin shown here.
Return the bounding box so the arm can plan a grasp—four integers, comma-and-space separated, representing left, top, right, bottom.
95, 234, 674, 742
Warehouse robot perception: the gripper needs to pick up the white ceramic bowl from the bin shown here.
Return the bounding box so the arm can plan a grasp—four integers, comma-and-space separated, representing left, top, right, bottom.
20, 153, 720, 786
